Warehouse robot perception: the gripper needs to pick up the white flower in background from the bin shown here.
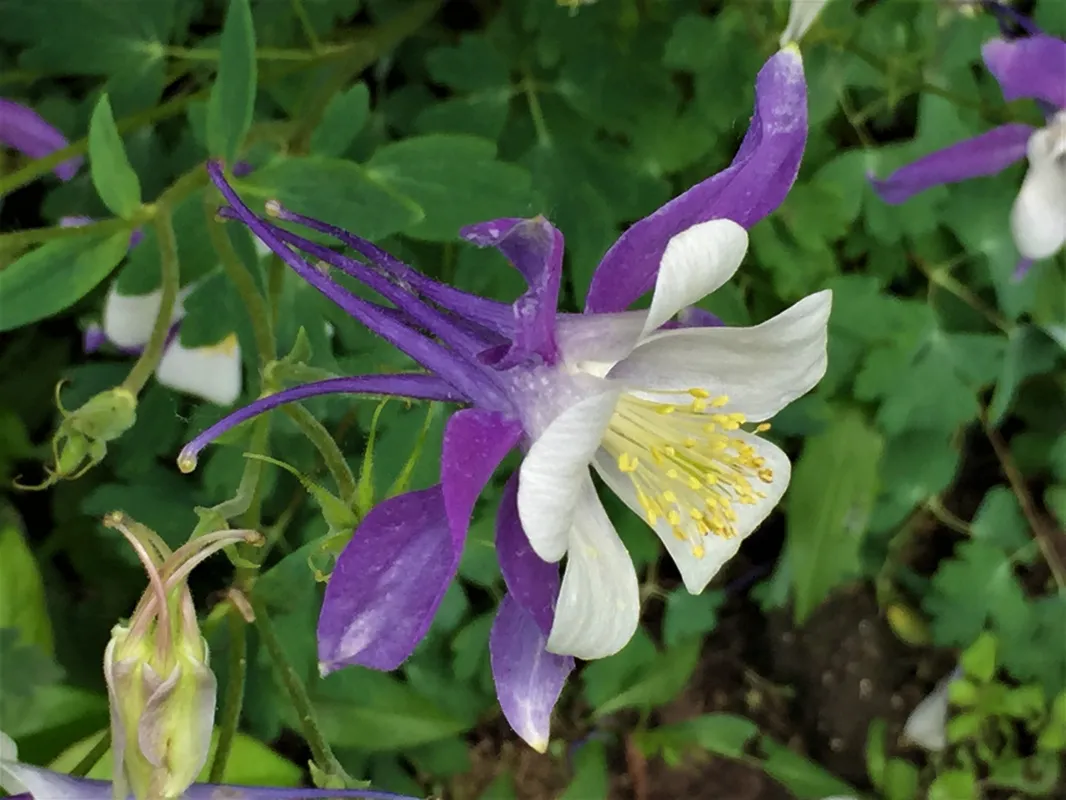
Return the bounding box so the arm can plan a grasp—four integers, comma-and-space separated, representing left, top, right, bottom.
1011, 110, 1066, 260
517, 220, 832, 659
88, 284, 242, 406
903, 669, 961, 751
781, 0, 832, 46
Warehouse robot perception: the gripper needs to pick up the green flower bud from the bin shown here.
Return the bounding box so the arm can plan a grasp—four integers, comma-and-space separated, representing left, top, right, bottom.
102, 512, 261, 800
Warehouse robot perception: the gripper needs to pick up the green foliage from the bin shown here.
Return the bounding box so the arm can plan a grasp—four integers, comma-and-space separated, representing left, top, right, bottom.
206, 0, 257, 165
87, 94, 142, 219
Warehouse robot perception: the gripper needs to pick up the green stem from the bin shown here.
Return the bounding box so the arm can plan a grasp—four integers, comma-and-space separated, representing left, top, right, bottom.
208, 606, 248, 783
70, 731, 111, 778
290, 0, 322, 50
161, 44, 350, 63
522, 72, 551, 147
204, 192, 277, 369
249, 593, 349, 784
282, 404, 358, 501
193, 416, 272, 537
121, 211, 180, 395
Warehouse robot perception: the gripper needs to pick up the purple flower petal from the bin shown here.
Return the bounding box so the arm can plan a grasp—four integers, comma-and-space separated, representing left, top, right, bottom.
496, 474, 559, 635
178, 374, 466, 471
0, 98, 83, 180
870, 123, 1033, 204
584, 48, 807, 314
461, 217, 565, 367
489, 594, 573, 753
441, 408, 523, 549
317, 485, 456, 672
673, 306, 724, 329
983, 35, 1066, 108
318, 410, 520, 673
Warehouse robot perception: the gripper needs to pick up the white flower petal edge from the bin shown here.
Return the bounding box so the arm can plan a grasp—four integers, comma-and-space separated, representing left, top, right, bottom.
518, 389, 623, 562
556, 311, 647, 371
0, 733, 110, 800
780, 0, 831, 46
102, 285, 193, 349
1011, 117, 1066, 260
595, 432, 791, 594
902, 670, 958, 752
608, 290, 832, 422
546, 478, 640, 659
156, 334, 243, 406
640, 219, 748, 338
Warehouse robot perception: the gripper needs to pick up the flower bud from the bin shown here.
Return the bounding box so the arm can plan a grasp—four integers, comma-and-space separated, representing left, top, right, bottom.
102, 512, 261, 800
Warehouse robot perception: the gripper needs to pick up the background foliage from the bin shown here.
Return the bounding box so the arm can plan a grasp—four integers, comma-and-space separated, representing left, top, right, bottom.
1, 1, 1064, 798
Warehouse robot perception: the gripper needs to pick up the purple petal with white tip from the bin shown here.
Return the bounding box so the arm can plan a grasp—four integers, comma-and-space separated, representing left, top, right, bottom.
870, 123, 1033, 204
585, 48, 807, 313
496, 474, 559, 634
461, 217, 565, 367
983, 35, 1066, 108
318, 410, 520, 672
0, 98, 83, 180
490, 594, 573, 753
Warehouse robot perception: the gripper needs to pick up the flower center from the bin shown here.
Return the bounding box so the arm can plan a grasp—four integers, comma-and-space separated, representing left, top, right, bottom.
600, 389, 773, 559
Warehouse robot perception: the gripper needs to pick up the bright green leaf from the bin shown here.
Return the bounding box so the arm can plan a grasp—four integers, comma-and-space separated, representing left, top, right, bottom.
559, 740, 608, 800
88, 94, 141, 218
0, 522, 54, 657
593, 639, 700, 718
928, 768, 976, 800
206, 0, 256, 163
662, 588, 724, 648
311, 83, 371, 158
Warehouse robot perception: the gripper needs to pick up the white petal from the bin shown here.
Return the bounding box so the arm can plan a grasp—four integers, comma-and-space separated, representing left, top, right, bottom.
0, 759, 112, 799
518, 389, 622, 562
608, 290, 831, 422
546, 479, 640, 659
902, 671, 956, 752
0, 731, 16, 762
556, 311, 648, 371
780, 0, 831, 46
641, 219, 748, 340
102, 285, 190, 349
594, 431, 791, 594
156, 335, 242, 405
1011, 122, 1066, 260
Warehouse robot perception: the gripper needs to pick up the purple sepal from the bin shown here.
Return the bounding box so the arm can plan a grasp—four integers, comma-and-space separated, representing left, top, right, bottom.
83, 324, 107, 354
870, 123, 1033, 204
674, 306, 724, 329
983, 35, 1066, 108
1013, 257, 1034, 281
317, 409, 519, 673
584, 48, 807, 314
441, 408, 523, 548
0, 98, 83, 180
489, 594, 573, 752
461, 217, 565, 367
317, 485, 456, 672
496, 474, 559, 634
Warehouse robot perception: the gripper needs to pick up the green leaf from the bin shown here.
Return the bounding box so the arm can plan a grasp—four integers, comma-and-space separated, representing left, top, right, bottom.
592, 639, 700, 718
477, 772, 517, 800
426, 35, 509, 92
662, 588, 724, 648
310, 83, 370, 158
0, 522, 54, 656
667, 714, 758, 759
971, 487, 1030, 554
88, 94, 141, 218
988, 325, 1061, 424
761, 739, 859, 799
367, 134, 533, 241
882, 758, 920, 800
240, 156, 421, 242
559, 740, 609, 800
0, 232, 129, 332
580, 629, 657, 709
206, 0, 257, 163
303, 669, 471, 751
960, 632, 997, 683
866, 719, 888, 790
928, 769, 976, 800
0, 629, 64, 726
786, 410, 882, 622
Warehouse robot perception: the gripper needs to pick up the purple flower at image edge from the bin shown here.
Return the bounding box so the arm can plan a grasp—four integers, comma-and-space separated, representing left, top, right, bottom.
870, 32, 1066, 277
180, 44, 829, 751
0, 98, 83, 180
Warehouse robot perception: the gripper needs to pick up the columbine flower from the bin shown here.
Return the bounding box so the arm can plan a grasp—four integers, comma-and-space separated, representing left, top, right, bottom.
0, 97, 82, 180
84, 281, 244, 406
871, 31, 1066, 275
181, 45, 825, 750
102, 512, 262, 800
0, 731, 420, 800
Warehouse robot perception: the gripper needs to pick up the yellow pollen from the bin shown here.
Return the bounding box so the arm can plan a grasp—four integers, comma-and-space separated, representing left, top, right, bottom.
600, 389, 776, 556
755, 422, 772, 432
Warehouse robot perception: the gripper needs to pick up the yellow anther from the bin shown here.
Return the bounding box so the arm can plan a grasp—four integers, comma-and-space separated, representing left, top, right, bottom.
692, 544, 705, 559
672, 526, 687, 541
662, 490, 678, 503
657, 405, 676, 415
710, 395, 730, 408
755, 422, 772, 433
691, 398, 708, 413
687, 476, 702, 490
683, 437, 697, 448
690, 508, 705, 521
688, 388, 710, 398
663, 445, 676, 457
667, 510, 682, 526
758, 468, 774, 483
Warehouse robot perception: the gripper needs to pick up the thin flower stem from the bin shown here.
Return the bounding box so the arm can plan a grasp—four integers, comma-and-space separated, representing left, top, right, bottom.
249, 593, 350, 786
70, 731, 111, 778
208, 606, 248, 783
161, 44, 349, 62
282, 404, 359, 502
192, 416, 272, 537
522, 72, 551, 147
0, 217, 140, 256
122, 211, 180, 396
204, 191, 277, 369
289, 0, 323, 51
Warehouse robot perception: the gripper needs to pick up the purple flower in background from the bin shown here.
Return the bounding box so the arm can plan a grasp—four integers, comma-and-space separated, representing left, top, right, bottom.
183, 46, 827, 750
1, 730, 419, 800
0, 98, 83, 180
871, 33, 1066, 274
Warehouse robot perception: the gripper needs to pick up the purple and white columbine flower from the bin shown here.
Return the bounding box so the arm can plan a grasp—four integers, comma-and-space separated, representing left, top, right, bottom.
182, 45, 828, 750
871, 32, 1066, 275
0, 98, 83, 180
0, 731, 418, 800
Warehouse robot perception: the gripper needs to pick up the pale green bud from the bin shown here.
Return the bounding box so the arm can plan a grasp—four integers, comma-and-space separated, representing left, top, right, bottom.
102, 512, 261, 800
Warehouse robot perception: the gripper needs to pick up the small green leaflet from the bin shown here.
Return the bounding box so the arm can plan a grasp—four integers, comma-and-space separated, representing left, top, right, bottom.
206, 0, 256, 164
88, 94, 142, 219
